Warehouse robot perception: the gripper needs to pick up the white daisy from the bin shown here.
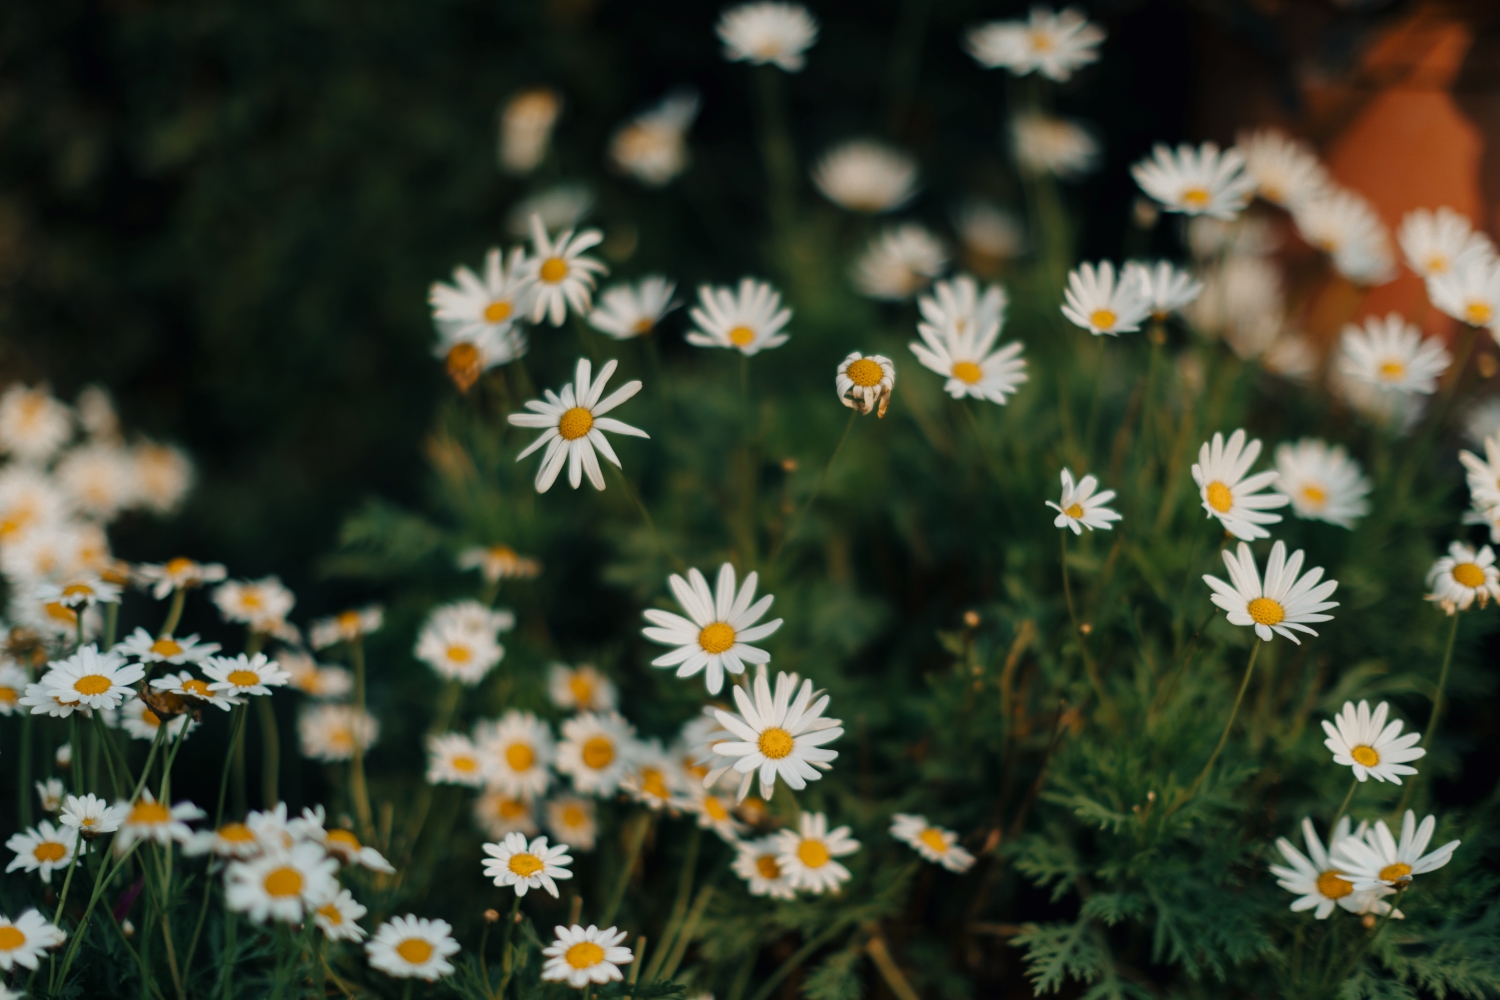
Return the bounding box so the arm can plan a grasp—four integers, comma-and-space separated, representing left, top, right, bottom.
1130, 143, 1254, 220
323, 828, 396, 873
589, 277, 681, 339
298, 704, 380, 762
0, 385, 73, 464
131, 440, 195, 515
309, 606, 384, 650
523, 215, 608, 327
541, 924, 633, 988
775, 812, 859, 895
1293, 188, 1396, 286
1270, 817, 1396, 919
956, 202, 1025, 273
544, 796, 597, 851
836, 352, 896, 418
313, 889, 368, 942
506, 184, 593, 238
183, 821, 263, 859
1273, 439, 1371, 529
475, 711, 556, 799
6, 821, 79, 883
908, 318, 1026, 404
36, 575, 120, 609
964, 6, 1105, 82
732, 836, 796, 899
366, 915, 460, 981
686, 278, 793, 355
425, 733, 489, 788
59, 793, 125, 840
474, 791, 539, 840
225, 842, 339, 924
115, 627, 219, 665
135, 558, 227, 600
1234, 129, 1331, 208
1122, 260, 1203, 319
508, 358, 648, 493
21, 683, 89, 719
280, 651, 353, 700
812, 141, 919, 214
114, 792, 204, 854
457, 544, 541, 583
555, 712, 637, 796
609, 90, 700, 187
621, 740, 686, 810
121, 697, 194, 742
499, 87, 562, 176
642, 563, 784, 695
1061, 261, 1152, 336
686, 786, 746, 842
414, 614, 504, 686
54, 443, 137, 520
1399, 207, 1493, 278
212, 577, 296, 632
36, 779, 64, 813
482, 832, 573, 898
428, 599, 515, 638
1202, 540, 1339, 644
851, 223, 948, 301
1045, 468, 1120, 534
150, 670, 239, 711
203, 653, 291, 698
1191, 429, 1289, 540
1331, 810, 1460, 892
1322, 700, 1426, 785
1010, 113, 1099, 179
1339, 313, 1450, 394
917, 275, 1008, 340
547, 663, 617, 712
716, 3, 819, 72
41, 645, 144, 712
1460, 433, 1500, 509
1426, 541, 1500, 613
710, 667, 841, 802
1427, 246, 1500, 328
0, 663, 24, 717
429, 247, 533, 342
0, 909, 66, 971
890, 814, 975, 873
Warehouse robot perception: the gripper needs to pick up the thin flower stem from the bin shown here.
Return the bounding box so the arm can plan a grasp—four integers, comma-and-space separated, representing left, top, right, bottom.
51, 846, 82, 929
257, 695, 280, 808
601, 809, 652, 927
158, 588, 187, 639
53, 843, 141, 988
1059, 531, 1106, 710
1397, 610, 1461, 815
104, 601, 119, 649
213, 704, 249, 827
753, 65, 797, 241
1332, 884, 1407, 989
660, 882, 716, 982
19, 713, 32, 829
1330, 776, 1360, 830
348, 638, 376, 841
69, 715, 83, 796
130, 726, 168, 803
746, 921, 852, 1000
774, 411, 856, 562
609, 463, 682, 571
498, 892, 522, 999
1182, 639, 1261, 805
643, 824, 700, 983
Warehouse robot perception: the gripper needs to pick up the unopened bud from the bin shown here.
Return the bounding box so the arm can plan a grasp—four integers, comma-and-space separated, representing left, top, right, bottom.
122, 919, 135, 938
483, 909, 500, 924
963, 610, 981, 628
55, 745, 72, 769
1361, 914, 1377, 930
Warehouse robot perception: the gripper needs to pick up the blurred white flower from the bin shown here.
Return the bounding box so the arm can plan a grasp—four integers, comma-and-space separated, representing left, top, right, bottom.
1123, 260, 1202, 319
1339, 313, 1450, 395
498, 88, 562, 176
687, 278, 792, 355
547, 663, 616, 713
414, 604, 505, 685
473, 792, 537, 840
299, 704, 379, 762
812, 141, 919, 214
309, 606, 383, 650
130, 441, 195, 515
1011, 113, 1099, 178
5, 821, 78, 883
1061, 261, 1151, 336
1427, 247, 1500, 329
475, 711, 556, 800
588, 277, 680, 339
135, 558, 227, 600
1398, 207, 1493, 279
1293, 187, 1395, 286
425, 733, 487, 788
1131, 142, 1254, 220
429, 248, 533, 390
213, 577, 295, 633
964, 6, 1104, 82
0, 385, 72, 464
366, 915, 460, 981
457, 544, 541, 583
55, 443, 138, 521
851, 223, 948, 301
890, 814, 975, 873
732, 836, 796, 899
555, 711, 637, 796
955, 200, 1024, 265
505, 184, 594, 239
1273, 439, 1370, 529
544, 796, 597, 851
225, 842, 339, 925
716, 3, 819, 72
1234, 128, 1330, 208
609, 90, 700, 186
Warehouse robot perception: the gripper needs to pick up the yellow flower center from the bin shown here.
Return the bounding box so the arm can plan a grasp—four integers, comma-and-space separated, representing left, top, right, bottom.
141, 708, 161, 727
918, 828, 949, 854
219, 823, 256, 842
73, 675, 112, 696
633, 318, 655, 335
565, 941, 605, 969
337, 610, 361, 631
1063, 503, 1084, 518
756, 854, 781, 879
0, 687, 16, 705
1379, 862, 1413, 882
165, 558, 194, 576
728, 325, 756, 347
1426, 255, 1448, 274
452, 755, 480, 773
328, 829, 362, 851
182, 679, 212, 697
558, 407, 594, 441
318, 903, 342, 925
397, 938, 435, 965
1453, 562, 1486, 588
1029, 30, 1054, 52
1351, 745, 1380, 767
34, 841, 66, 863
45, 602, 77, 625
582, 736, 615, 770
62, 583, 94, 600
951, 361, 983, 385
0, 926, 26, 951
1301, 484, 1327, 507
1465, 301, 1493, 326
562, 805, 588, 827
506, 743, 536, 771
640, 767, 670, 799
497, 798, 528, 820
484, 300, 513, 323
758, 727, 794, 759
508, 852, 544, 877
263, 867, 304, 898
846, 358, 884, 387
1089, 309, 1117, 330
797, 839, 831, 868
1317, 870, 1353, 899
1246, 597, 1285, 626
1181, 187, 1211, 208
539, 258, 569, 284
703, 796, 729, 821
128, 801, 171, 825
151, 638, 183, 657
568, 675, 595, 705
1378, 360, 1406, 380
698, 622, 736, 654
227, 670, 259, 688
443, 644, 472, 665
1205, 481, 1234, 513
240, 591, 264, 610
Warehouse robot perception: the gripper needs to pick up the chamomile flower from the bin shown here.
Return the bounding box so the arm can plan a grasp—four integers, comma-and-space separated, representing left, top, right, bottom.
367, 915, 460, 981
116, 627, 219, 665
908, 320, 1027, 404
482, 832, 573, 897
1203, 540, 1339, 644
428, 600, 515, 638
131, 440, 194, 515
36, 575, 119, 608
425, 733, 488, 788
414, 614, 504, 685
135, 558, 227, 600
917, 275, 1007, 338
1427, 247, 1500, 328
183, 821, 264, 859
716, 3, 819, 72
775, 812, 859, 895
1061, 261, 1152, 336
54, 443, 137, 519
280, 651, 353, 700
121, 697, 194, 742
686, 278, 792, 355
643, 563, 784, 695
1191, 429, 1289, 540
621, 740, 685, 810
523, 215, 608, 327
964, 7, 1104, 82
1270, 817, 1396, 919
1322, 700, 1425, 784
20, 683, 89, 719
429, 247, 532, 347
60, 793, 125, 839
544, 797, 597, 851
812, 140, 919, 214
1330, 810, 1460, 892
499, 87, 562, 175
686, 787, 747, 842
6, 821, 79, 883
542, 925, 633, 988
609, 90, 700, 187
508, 357, 648, 493
458, 544, 541, 583
0, 909, 66, 971
1122, 260, 1203, 319
114, 792, 204, 854
0, 663, 23, 717
547, 663, 616, 712
1460, 433, 1500, 509
0, 385, 73, 464
150, 670, 239, 711
1338, 313, 1450, 394
1045, 468, 1120, 534
42, 645, 144, 711
955, 201, 1024, 268
476, 711, 556, 799
1398, 207, 1493, 278
314, 889, 369, 942
225, 842, 340, 924
1010, 113, 1099, 178
1131, 143, 1254, 220
1426, 542, 1500, 613
588, 277, 680, 339
323, 828, 396, 873
212, 577, 296, 632
1234, 129, 1331, 208
733, 836, 796, 898
1273, 439, 1371, 529
203, 653, 291, 698
556, 712, 636, 796
309, 606, 383, 650
298, 704, 380, 762
837, 352, 896, 417
474, 792, 539, 839
710, 668, 842, 802
851, 223, 948, 300
1293, 188, 1396, 286
36, 779, 64, 813
890, 814, 975, 873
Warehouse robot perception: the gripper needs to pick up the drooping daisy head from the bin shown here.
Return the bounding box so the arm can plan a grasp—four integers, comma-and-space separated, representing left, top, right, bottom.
547, 662, 616, 713
732, 835, 797, 898
811, 141, 919, 214
1330, 810, 1460, 893
481, 832, 574, 898
540, 924, 633, 989
608, 90, 700, 187
1273, 439, 1371, 530
1010, 113, 1100, 179
1131, 143, 1254, 220
475, 711, 556, 800
0, 385, 73, 465
1292, 187, 1396, 286
1234, 128, 1331, 209
366, 915, 460, 981
686, 278, 793, 355
774, 811, 859, 895
555, 711, 637, 796
588, 277, 681, 340
524, 214, 609, 327
298, 704, 380, 762
964, 6, 1105, 82
1322, 700, 1425, 785
544, 795, 597, 851
457, 544, 542, 583
641, 563, 783, 695
1339, 313, 1450, 395
1190, 429, 1289, 541
716, 3, 819, 72
851, 223, 949, 301
837, 352, 896, 418
1426, 246, 1500, 329
890, 814, 976, 873
1426, 541, 1500, 614
1398, 207, 1494, 279
1202, 540, 1339, 644
1045, 468, 1121, 535
507, 357, 649, 493
1270, 817, 1397, 920
1061, 260, 1152, 336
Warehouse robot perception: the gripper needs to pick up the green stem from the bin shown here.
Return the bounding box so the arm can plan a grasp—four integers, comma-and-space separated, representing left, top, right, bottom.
643, 825, 700, 983
1332, 884, 1407, 989
51, 844, 82, 927
498, 892, 522, 1000
257, 695, 280, 808
1060, 530, 1106, 710
158, 589, 187, 639
1397, 611, 1461, 814
104, 601, 119, 649
213, 705, 249, 827
68, 715, 83, 796
601, 810, 652, 927
53, 842, 140, 988
129, 726, 168, 803
1183, 640, 1262, 804
660, 883, 715, 982
773, 411, 856, 562
608, 463, 681, 570
348, 638, 375, 840
746, 922, 851, 1000
20, 712, 33, 829
1330, 776, 1360, 830
753, 65, 797, 243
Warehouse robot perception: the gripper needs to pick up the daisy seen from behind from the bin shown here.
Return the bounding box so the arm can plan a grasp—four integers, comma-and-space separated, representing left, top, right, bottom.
482, 832, 573, 897
1398, 207, 1493, 278
366, 915, 460, 981
890, 814, 975, 873
964, 6, 1104, 82
1273, 439, 1371, 530
775, 811, 859, 895
836, 352, 896, 417
1322, 700, 1425, 785
1331, 810, 1460, 892
1270, 817, 1395, 919
686, 278, 792, 355
1131, 143, 1254, 220
1426, 542, 1500, 613
509, 358, 647, 493
0, 909, 66, 971
1202, 540, 1338, 644
716, 3, 819, 72
641, 562, 783, 695
588, 277, 680, 339
523, 214, 608, 327
1045, 468, 1120, 534
1061, 261, 1151, 336
1191, 429, 1289, 540
811, 140, 919, 214
541, 924, 633, 989
1338, 313, 1450, 395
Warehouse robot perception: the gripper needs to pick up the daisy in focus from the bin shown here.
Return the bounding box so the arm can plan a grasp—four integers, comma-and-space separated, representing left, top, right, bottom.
1270, 817, 1396, 919
1426, 541, 1500, 613
1427, 248, 1500, 329
541, 924, 633, 989
1331, 810, 1460, 892
851, 223, 949, 301
366, 915, 460, 981
1045, 468, 1120, 534
775, 811, 859, 895
641, 563, 783, 695
716, 2, 819, 72
60, 793, 125, 839
964, 6, 1105, 82
917, 275, 1007, 339
733, 836, 797, 899
908, 281, 1026, 404
1234, 128, 1330, 208
150, 670, 238, 711
547, 663, 616, 712
836, 352, 896, 417
508, 358, 648, 493
555, 712, 636, 796
686, 278, 792, 355
42, 645, 144, 711
1122, 260, 1203, 319
1338, 314, 1450, 395
481, 832, 573, 897
475, 711, 556, 799
811, 140, 919, 214
1273, 439, 1371, 529
890, 814, 976, 873
1202, 540, 1339, 644
1398, 207, 1493, 278
1130, 143, 1254, 220
523, 215, 608, 326
1061, 261, 1152, 336
588, 277, 680, 339
1190, 429, 1289, 540
708, 667, 841, 801
202, 653, 291, 699
5, 821, 78, 883
1322, 700, 1425, 785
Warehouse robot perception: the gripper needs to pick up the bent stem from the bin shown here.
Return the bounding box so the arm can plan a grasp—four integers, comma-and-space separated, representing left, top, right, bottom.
1183, 639, 1262, 805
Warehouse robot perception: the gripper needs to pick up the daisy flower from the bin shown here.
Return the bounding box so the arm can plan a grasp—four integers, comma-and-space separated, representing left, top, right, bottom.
457, 544, 541, 583
475, 792, 539, 840
314, 889, 368, 942
1010, 113, 1099, 179
1427, 247, 1500, 328
298, 704, 380, 762
135, 558, 226, 600
20, 684, 88, 719
710, 667, 842, 802
1202, 540, 1339, 644
964, 6, 1104, 82
621, 740, 686, 810
1130, 143, 1254, 220
131, 440, 194, 514
837, 352, 896, 418
908, 322, 1027, 405
0, 385, 73, 464
59, 793, 125, 840
36, 779, 64, 813
547, 663, 616, 712
1338, 313, 1450, 394
716, 3, 819, 72
499, 87, 562, 176
212, 577, 296, 632
508, 358, 648, 493
588, 277, 681, 339
1190, 429, 1289, 540
54, 443, 137, 519
183, 821, 263, 859
482, 832, 573, 897
366, 915, 460, 981
686, 278, 792, 355
428, 599, 515, 637
775, 812, 859, 895
851, 223, 948, 301
114, 792, 204, 854
0, 663, 27, 716
1322, 700, 1426, 785
642, 563, 783, 695
323, 828, 396, 873
281, 651, 353, 700
121, 697, 194, 742
203, 653, 291, 698
1426, 541, 1500, 613
1122, 260, 1203, 319
686, 786, 746, 842
541, 925, 633, 988
1061, 261, 1152, 336
0, 909, 66, 971
918, 275, 1007, 339
609, 90, 700, 187
1460, 433, 1500, 508
732, 836, 796, 899
544, 797, 597, 851
1045, 468, 1120, 534
1273, 439, 1371, 529
115, 627, 219, 666
309, 606, 383, 650
1398, 207, 1493, 278
42, 645, 144, 712
150, 670, 240, 712
225, 842, 339, 924
1293, 188, 1395, 286
1270, 817, 1396, 919
812, 140, 919, 214
428, 247, 533, 343
556, 712, 637, 796
523, 215, 608, 327
1330, 810, 1460, 892
6, 821, 79, 883
475, 711, 556, 799
414, 615, 504, 686
1234, 129, 1331, 208
425, 733, 488, 788
890, 814, 975, 873
36, 575, 119, 608
956, 202, 1025, 274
